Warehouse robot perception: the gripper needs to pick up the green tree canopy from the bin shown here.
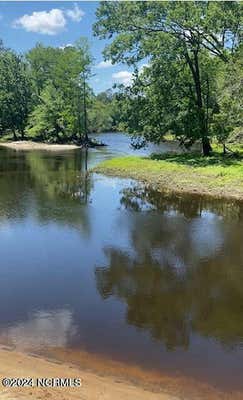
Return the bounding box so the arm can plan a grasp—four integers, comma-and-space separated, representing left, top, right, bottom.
26, 39, 92, 143
94, 1, 242, 155
0, 43, 32, 139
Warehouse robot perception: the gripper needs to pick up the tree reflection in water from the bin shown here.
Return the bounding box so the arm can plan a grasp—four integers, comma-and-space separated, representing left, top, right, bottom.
96, 185, 243, 351
0, 147, 92, 233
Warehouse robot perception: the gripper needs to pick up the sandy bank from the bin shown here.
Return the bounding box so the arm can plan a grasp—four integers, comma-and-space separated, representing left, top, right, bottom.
0, 141, 79, 151
0, 346, 178, 400
0, 345, 242, 400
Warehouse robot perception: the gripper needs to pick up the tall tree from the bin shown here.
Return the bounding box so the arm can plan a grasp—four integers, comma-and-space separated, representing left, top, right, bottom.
0, 43, 32, 139
26, 39, 92, 143
94, 1, 242, 155
26, 43, 60, 99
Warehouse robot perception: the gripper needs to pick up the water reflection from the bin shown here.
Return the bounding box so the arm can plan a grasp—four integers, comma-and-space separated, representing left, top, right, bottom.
4, 309, 76, 350
0, 147, 92, 231
120, 185, 243, 220
0, 136, 243, 391
96, 186, 243, 351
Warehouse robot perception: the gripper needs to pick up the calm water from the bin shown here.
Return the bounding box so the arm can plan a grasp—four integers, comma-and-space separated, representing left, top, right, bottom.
0, 133, 243, 393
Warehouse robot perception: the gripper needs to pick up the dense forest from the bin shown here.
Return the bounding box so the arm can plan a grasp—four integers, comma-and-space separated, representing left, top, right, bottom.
0, 1, 242, 153
0, 38, 119, 144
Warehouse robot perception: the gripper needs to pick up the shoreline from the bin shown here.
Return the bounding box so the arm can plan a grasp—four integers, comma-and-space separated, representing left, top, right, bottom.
93, 155, 243, 201
0, 346, 177, 400
0, 141, 79, 151
0, 345, 242, 400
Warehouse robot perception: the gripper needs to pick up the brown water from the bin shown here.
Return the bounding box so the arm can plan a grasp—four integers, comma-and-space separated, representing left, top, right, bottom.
0, 133, 243, 396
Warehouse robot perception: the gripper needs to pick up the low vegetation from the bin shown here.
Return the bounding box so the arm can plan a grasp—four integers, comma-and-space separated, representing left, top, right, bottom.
94, 150, 243, 200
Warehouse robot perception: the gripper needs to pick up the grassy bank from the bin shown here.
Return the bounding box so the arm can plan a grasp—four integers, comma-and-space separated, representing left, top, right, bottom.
94, 152, 243, 200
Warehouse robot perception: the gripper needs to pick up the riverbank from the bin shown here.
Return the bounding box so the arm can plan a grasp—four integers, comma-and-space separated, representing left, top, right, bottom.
0, 141, 79, 151
1, 345, 242, 400
0, 346, 178, 400
94, 153, 243, 201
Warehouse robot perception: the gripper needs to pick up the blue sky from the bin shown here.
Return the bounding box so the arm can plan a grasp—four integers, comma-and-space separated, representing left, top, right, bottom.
0, 1, 135, 93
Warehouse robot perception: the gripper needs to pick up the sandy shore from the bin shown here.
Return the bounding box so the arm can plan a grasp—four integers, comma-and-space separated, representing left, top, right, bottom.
0, 344, 242, 400
0, 346, 177, 400
0, 141, 79, 151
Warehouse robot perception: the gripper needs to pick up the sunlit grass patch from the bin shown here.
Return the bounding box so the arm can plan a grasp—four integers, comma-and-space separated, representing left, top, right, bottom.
94, 153, 243, 200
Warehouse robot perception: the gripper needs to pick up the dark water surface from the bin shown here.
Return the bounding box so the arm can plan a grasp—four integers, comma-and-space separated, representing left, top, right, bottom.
0, 133, 243, 393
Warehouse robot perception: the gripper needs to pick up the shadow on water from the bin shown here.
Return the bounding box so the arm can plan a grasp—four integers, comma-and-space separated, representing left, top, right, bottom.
0, 134, 243, 393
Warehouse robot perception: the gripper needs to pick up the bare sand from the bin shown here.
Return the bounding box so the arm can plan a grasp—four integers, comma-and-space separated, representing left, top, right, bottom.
0, 345, 243, 400
0, 346, 178, 400
0, 141, 79, 151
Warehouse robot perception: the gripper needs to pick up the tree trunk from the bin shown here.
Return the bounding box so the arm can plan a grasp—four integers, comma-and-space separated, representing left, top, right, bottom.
193, 51, 212, 156
185, 47, 212, 156
83, 75, 89, 143
202, 136, 212, 156
13, 129, 17, 140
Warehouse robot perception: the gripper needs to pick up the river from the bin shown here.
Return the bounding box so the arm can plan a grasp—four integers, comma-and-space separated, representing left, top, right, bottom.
0, 133, 243, 398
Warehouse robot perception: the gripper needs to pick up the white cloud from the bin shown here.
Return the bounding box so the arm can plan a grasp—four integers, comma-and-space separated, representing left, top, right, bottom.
12, 4, 84, 36
59, 43, 73, 50
96, 60, 113, 69
66, 3, 84, 22
112, 70, 133, 86
13, 9, 66, 35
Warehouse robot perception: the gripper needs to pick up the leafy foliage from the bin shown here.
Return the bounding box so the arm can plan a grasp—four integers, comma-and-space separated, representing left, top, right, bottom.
27, 84, 67, 142
26, 39, 92, 143
212, 45, 243, 146
0, 42, 32, 139
89, 90, 121, 133
94, 1, 243, 155
0, 2, 242, 149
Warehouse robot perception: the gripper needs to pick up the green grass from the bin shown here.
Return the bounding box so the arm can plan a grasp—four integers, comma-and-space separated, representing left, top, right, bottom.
94, 152, 243, 200
150, 151, 243, 167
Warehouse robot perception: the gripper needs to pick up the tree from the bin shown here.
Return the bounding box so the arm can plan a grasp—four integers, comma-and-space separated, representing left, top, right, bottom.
0, 43, 32, 139
88, 90, 120, 133
94, 1, 242, 155
27, 84, 67, 142
26, 39, 92, 143
26, 43, 60, 99
212, 45, 243, 151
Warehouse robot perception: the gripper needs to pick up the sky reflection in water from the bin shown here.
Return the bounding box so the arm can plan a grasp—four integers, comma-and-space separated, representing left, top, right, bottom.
0, 134, 243, 391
